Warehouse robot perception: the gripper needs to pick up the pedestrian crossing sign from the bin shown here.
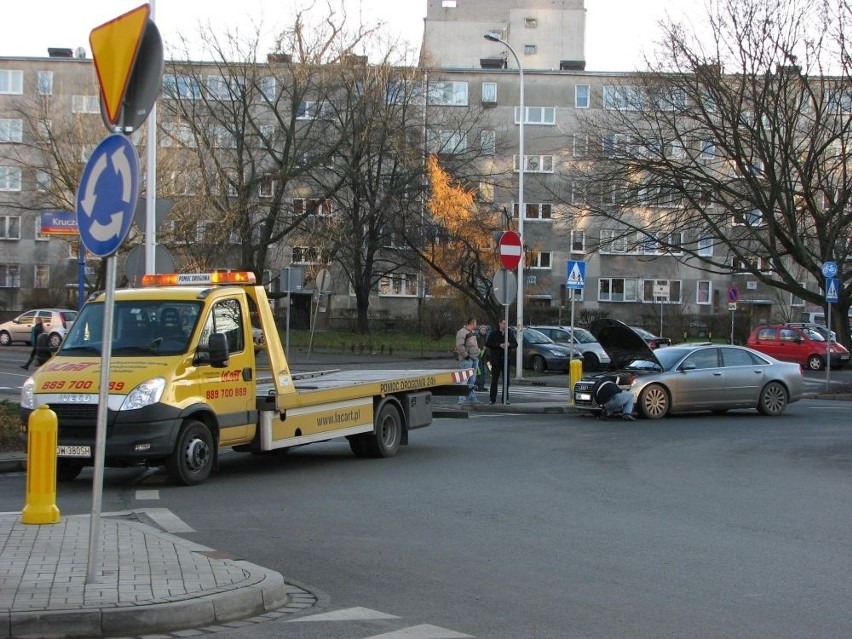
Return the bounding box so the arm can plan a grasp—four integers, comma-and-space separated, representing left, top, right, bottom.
566, 260, 585, 290
826, 277, 838, 303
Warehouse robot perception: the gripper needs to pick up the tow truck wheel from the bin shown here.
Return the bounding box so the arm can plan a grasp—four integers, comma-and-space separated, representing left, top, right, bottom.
166, 420, 214, 486
56, 460, 84, 482
364, 403, 402, 458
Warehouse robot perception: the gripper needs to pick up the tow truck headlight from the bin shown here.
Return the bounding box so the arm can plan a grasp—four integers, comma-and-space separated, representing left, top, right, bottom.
120, 378, 166, 411
20, 378, 35, 409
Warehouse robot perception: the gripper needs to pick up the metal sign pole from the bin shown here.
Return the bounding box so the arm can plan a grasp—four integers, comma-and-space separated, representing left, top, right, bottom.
87, 255, 117, 583
826, 299, 832, 391
502, 270, 510, 404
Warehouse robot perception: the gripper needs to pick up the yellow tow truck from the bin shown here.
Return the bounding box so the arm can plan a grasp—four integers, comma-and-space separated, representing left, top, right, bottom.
20, 272, 472, 485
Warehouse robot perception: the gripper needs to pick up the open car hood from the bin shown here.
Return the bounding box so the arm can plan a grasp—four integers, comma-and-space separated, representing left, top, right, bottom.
589, 318, 661, 370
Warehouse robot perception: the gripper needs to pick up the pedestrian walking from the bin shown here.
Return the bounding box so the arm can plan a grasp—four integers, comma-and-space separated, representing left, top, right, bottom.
454, 316, 480, 404
486, 319, 517, 405
21, 317, 44, 370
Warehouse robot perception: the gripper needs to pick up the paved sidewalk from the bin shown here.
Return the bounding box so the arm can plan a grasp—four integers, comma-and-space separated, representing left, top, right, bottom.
0, 511, 316, 638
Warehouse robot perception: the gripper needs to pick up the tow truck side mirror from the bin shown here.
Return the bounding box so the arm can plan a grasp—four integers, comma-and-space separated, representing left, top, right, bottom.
208, 332, 229, 368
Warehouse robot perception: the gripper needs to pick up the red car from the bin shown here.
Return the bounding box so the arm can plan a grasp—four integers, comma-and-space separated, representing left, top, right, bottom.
746, 324, 849, 370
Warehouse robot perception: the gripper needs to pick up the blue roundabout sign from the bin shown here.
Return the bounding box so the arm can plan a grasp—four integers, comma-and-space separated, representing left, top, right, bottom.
75, 134, 140, 257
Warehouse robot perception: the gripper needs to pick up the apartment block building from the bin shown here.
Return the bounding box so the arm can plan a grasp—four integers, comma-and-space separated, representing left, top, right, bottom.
0, 1, 825, 333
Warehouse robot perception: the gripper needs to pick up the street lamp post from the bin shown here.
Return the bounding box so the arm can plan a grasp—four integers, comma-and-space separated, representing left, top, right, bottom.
485, 33, 525, 379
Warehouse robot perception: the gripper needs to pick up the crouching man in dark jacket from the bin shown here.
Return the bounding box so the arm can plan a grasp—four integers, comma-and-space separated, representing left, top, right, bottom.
593, 373, 636, 421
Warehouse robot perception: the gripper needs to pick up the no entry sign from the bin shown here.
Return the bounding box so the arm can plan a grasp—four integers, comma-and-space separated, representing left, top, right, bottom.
498, 231, 522, 269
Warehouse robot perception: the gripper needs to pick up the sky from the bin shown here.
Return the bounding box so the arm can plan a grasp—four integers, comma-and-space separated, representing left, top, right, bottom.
2, 0, 701, 71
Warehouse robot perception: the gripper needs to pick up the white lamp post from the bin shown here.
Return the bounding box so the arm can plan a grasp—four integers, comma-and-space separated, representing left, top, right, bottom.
485, 33, 525, 379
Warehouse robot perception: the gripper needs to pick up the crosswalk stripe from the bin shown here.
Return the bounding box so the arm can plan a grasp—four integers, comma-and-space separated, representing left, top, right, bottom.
364, 624, 473, 638
288, 606, 399, 622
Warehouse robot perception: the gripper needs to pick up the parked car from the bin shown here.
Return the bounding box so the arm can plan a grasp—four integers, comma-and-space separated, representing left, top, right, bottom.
629, 326, 672, 349
528, 325, 611, 371
746, 324, 849, 370
517, 327, 581, 374
573, 319, 804, 418
0, 308, 77, 348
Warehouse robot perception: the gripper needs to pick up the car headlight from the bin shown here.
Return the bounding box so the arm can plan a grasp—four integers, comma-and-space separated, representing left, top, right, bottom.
119, 378, 166, 411
20, 377, 35, 409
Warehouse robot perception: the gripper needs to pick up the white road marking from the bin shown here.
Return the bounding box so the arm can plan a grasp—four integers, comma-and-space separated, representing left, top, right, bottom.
364, 624, 473, 638
288, 606, 399, 622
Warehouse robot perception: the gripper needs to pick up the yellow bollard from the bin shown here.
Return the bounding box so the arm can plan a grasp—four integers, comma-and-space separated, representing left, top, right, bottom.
21, 405, 61, 525
569, 358, 584, 406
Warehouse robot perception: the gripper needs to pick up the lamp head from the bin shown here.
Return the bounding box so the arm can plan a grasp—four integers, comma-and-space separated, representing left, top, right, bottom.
484, 33, 500, 43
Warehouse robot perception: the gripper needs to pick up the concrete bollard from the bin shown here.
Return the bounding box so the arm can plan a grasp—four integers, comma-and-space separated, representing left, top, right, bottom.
21, 405, 61, 525
569, 358, 583, 406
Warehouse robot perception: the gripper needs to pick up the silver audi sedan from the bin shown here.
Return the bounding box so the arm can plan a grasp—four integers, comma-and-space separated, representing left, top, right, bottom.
573, 319, 804, 419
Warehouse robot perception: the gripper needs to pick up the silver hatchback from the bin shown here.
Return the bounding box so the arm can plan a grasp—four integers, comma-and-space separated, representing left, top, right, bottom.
529, 325, 611, 371
0, 308, 78, 348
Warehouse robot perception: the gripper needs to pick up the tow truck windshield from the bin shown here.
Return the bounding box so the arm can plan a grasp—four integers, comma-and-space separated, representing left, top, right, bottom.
59, 301, 202, 356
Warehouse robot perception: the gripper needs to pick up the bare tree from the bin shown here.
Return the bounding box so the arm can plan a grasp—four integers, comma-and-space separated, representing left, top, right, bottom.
158, 5, 380, 277
564, 0, 852, 343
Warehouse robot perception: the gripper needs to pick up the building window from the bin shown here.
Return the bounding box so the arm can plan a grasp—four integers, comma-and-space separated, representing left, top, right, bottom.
35, 218, 49, 241
514, 155, 554, 173
700, 140, 716, 160
0, 167, 22, 192
598, 277, 638, 302
34, 264, 50, 288
0, 70, 23, 95
292, 246, 331, 265
37, 71, 53, 95
0, 216, 21, 240
481, 82, 497, 104
161, 122, 196, 147
379, 274, 419, 297
791, 285, 805, 307
732, 256, 773, 272
575, 84, 589, 108
35, 170, 50, 193
599, 228, 628, 254
570, 231, 585, 253
638, 231, 684, 255
163, 74, 202, 100
524, 17, 538, 28
480, 130, 496, 156
71, 95, 100, 114
0, 119, 23, 143
209, 124, 236, 148
524, 44, 537, 55
602, 85, 641, 110
642, 279, 682, 303
602, 132, 627, 157
528, 251, 552, 269
514, 106, 555, 125
429, 130, 467, 155
697, 236, 714, 256
573, 133, 588, 157
0, 265, 20, 287
296, 100, 333, 120
259, 76, 276, 101
293, 198, 332, 217
427, 81, 468, 106
732, 208, 764, 227
207, 75, 244, 100
697, 280, 712, 305
168, 171, 201, 196
478, 182, 494, 202
513, 202, 552, 220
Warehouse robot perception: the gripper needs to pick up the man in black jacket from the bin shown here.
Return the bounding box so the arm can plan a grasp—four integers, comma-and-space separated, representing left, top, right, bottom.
486, 319, 518, 405
593, 373, 636, 420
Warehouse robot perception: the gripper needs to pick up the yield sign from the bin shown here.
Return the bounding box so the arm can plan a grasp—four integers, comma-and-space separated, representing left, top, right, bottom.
89, 4, 151, 125
498, 231, 523, 269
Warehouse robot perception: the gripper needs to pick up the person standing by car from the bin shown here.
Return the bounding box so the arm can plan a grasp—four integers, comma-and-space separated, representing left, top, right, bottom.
486, 319, 518, 405
21, 317, 44, 370
593, 373, 636, 420
476, 324, 489, 391
455, 316, 480, 404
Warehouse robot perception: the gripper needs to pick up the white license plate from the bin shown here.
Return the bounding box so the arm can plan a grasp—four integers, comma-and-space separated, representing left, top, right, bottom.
57, 445, 91, 458
576, 393, 592, 401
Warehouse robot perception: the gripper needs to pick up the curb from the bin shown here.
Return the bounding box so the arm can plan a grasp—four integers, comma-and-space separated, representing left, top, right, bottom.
0, 453, 25, 473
